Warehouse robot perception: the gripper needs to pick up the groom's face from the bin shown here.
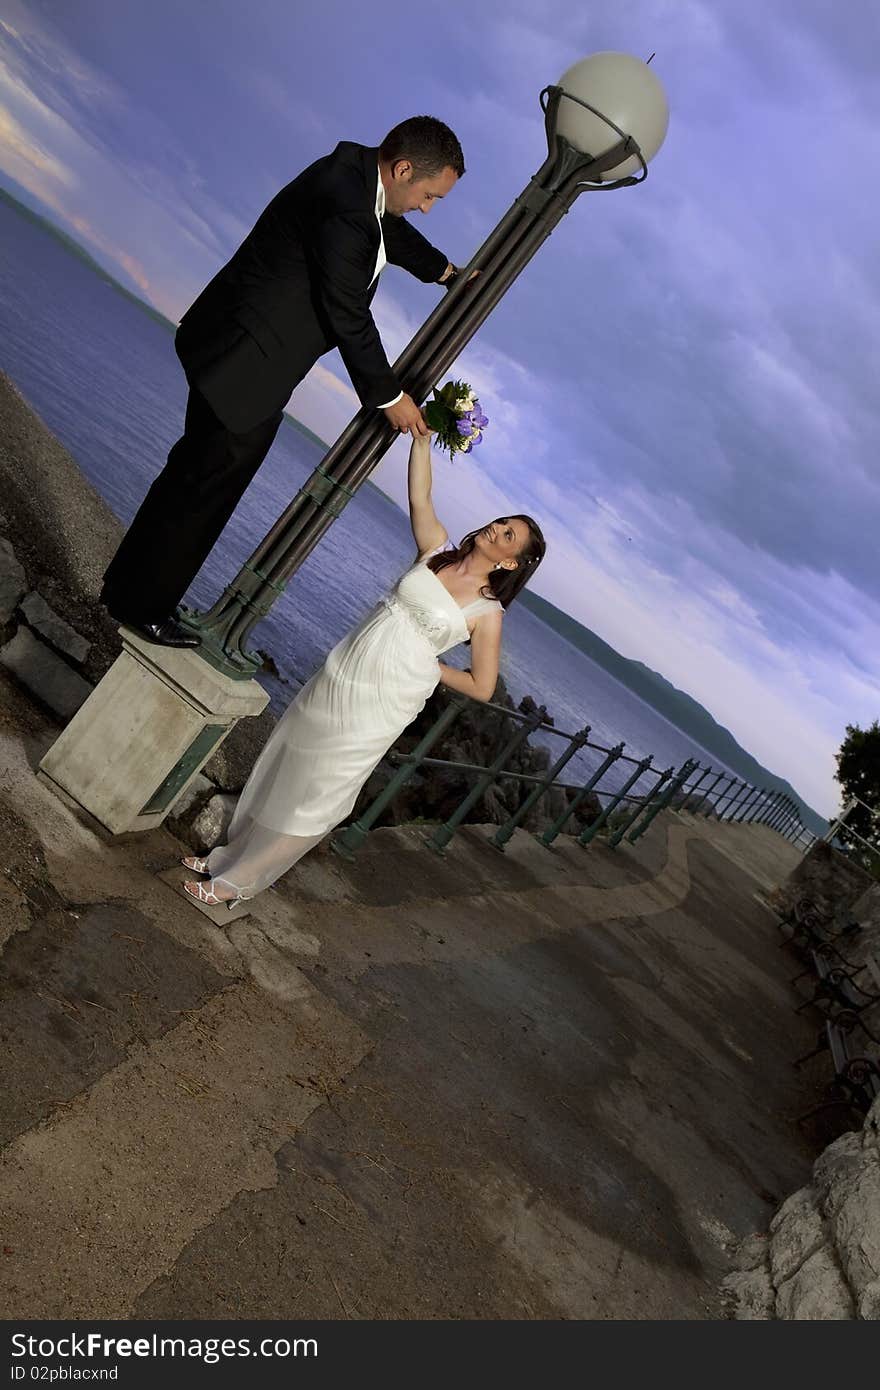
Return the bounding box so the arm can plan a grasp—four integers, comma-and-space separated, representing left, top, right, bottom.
385, 161, 458, 217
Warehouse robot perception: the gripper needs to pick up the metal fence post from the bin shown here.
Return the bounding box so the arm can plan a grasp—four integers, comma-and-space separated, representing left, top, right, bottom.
747, 787, 772, 822
707, 774, 739, 819
756, 791, 783, 825
764, 798, 784, 830
768, 797, 793, 832
734, 785, 765, 823
719, 781, 752, 821
489, 725, 591, 851
537, 742, 626, 847
578, 755, 654, 847
778, 801, 798, 835
726, 784, 754, 822
678, 765, 712, 813
758, 791, 784, 823
331, 695, 465, 859
626, 758, 700, 845
678, 762, 706, 796
427, 706, 546, 855
714, 777, 744, 820
606, 766, 674, 848
735, 786, 758, 822
739, 788, 761, 823
689, 768, 728, 818
711, 777, 736, 819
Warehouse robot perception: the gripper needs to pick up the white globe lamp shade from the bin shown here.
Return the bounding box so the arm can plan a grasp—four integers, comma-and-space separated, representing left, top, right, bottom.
554, 52, 669, 180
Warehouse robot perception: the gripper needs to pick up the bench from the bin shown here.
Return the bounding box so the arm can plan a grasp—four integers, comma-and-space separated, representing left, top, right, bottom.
796, 1019, 880, 1127
790, 936, 863, 981
778, 897, 862, 963
794, 950, 880, 1043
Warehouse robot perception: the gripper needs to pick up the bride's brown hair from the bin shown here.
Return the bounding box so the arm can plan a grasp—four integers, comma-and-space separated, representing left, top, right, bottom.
427, 515, 546, 609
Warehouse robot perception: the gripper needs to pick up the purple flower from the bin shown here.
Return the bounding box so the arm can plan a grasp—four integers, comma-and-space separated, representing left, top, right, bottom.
471, 407, 488, 429
469, 431, 483, 447
456, 416, 473, 435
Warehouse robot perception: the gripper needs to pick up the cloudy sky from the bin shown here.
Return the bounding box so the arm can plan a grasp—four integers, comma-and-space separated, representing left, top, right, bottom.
1, 0, 878, 818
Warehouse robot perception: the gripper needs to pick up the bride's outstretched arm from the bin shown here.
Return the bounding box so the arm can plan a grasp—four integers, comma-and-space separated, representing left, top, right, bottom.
408, 434, 448, 558
437, 610, 502, 703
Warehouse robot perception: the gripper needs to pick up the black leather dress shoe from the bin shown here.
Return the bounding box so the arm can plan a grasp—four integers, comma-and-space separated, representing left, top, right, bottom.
118, 615, 201, 649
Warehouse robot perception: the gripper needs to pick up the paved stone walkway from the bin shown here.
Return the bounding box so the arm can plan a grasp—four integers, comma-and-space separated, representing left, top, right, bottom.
0, 670, 816, 1319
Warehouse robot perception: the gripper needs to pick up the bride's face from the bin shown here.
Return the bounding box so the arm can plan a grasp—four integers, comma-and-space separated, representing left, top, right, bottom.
474, 518, 529, 571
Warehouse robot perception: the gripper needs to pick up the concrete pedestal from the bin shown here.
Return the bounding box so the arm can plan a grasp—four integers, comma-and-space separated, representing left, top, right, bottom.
38, 628, 269, 834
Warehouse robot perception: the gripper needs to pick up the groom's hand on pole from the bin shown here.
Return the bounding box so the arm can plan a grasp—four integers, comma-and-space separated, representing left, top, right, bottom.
383, 394, 429, 436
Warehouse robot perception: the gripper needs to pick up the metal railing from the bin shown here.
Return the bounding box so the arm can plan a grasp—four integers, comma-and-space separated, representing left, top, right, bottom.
331, 689, 812, 861
823, 793, 879, 874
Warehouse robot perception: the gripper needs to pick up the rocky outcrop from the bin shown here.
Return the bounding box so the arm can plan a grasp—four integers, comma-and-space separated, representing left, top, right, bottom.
722, 1101, 880, 1319
345, 680, 602, 837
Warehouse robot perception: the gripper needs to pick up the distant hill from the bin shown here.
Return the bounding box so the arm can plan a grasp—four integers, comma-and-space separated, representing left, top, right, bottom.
0, 185, 178, 333
519, 587, 827, 838
2, 181, 826, 836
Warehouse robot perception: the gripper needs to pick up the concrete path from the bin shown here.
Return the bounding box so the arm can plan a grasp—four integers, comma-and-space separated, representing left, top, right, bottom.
0, 669, 816, 1319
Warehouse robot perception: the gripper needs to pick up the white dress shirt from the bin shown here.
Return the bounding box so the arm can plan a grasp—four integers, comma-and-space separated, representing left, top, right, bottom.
373, 168, 403, 410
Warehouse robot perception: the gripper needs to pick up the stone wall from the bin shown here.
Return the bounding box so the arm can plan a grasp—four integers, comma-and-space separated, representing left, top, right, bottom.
0, 534, 94, 721
723, 852, 880, 1319
768, 837, 876, 928
0, 370, 277, 789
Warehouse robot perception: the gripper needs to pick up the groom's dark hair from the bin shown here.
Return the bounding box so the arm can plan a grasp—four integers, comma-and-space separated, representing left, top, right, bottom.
380, 116, 465, 179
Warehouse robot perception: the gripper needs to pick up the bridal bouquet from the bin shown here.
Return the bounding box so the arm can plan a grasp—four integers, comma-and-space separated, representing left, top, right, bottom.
424, 380, 489, 458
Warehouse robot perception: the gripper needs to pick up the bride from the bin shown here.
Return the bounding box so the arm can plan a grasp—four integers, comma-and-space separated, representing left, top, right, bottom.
182, 434, 546, 905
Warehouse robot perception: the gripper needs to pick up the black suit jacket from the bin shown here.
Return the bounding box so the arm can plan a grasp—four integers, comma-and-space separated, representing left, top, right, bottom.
175, 142, 448, 432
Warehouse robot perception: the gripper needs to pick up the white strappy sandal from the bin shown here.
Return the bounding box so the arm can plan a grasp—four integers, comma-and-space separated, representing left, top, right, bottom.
181, 855, 210, 874
182, 878, 243, 909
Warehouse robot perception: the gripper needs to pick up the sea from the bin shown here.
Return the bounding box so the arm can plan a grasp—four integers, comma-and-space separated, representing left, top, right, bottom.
0, 191, 737, 804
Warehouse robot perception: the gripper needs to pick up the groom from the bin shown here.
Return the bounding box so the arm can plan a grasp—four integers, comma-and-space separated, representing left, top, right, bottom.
100, 116, 466, 647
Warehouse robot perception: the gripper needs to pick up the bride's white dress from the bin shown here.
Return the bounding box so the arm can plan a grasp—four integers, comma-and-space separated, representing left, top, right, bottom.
205, 551, 501, 897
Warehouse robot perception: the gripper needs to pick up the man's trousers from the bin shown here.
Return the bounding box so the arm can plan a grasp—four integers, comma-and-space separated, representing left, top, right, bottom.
100, 387, 283, 622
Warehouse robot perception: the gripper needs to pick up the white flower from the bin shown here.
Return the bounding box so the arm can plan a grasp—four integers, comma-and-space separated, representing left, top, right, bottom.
454, 392, 475, 412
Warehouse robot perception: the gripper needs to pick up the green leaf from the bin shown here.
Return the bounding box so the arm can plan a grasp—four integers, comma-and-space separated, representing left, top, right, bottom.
424, 400, 447, 430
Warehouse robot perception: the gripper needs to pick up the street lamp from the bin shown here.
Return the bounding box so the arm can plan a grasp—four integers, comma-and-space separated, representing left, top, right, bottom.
188, 51, 670, 677
39, 52, 669, 834
554, 52, 669, 178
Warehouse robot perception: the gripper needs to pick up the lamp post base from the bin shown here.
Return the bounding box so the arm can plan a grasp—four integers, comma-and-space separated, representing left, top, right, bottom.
38, 627, 269, 834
